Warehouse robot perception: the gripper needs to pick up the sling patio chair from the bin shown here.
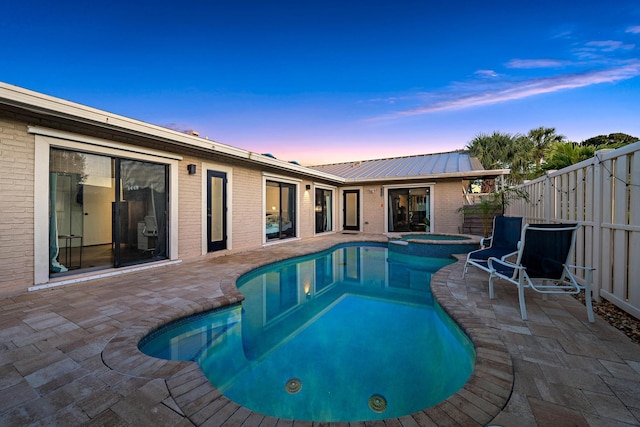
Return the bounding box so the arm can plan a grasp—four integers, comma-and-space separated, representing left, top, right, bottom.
487, 223, 595, 322
462, 216, 523, 278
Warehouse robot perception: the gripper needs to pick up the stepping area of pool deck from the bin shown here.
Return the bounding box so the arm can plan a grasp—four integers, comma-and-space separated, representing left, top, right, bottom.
1, 233, 639, 426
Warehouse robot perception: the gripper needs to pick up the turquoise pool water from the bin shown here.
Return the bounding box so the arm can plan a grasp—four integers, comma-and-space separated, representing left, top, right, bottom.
139, 243, 475, 422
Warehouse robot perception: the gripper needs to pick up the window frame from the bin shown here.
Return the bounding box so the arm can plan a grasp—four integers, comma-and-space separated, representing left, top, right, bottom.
262, 173, 301, 245
32, 127, 180, 286
313, 183, 337, 235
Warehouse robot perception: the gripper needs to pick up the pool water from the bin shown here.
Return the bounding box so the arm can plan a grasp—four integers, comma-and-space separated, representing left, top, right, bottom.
139, 243, 475, 422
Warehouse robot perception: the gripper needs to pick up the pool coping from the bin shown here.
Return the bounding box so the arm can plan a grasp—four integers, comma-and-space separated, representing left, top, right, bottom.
101, 240, 512, 426
387, 232, 481, 245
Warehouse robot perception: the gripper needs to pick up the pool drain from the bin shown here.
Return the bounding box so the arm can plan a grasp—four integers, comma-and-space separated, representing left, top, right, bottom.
368, 394, 387, 413
285, 378, 302, 394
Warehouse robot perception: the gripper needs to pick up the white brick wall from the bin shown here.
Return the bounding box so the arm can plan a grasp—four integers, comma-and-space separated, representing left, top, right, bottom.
300, 181, 315, 238
0, 117, 35, 295
231, 168, 263, 251
433, 180, 465, 233
363, 186, 386, 233
177, 155, 202, 259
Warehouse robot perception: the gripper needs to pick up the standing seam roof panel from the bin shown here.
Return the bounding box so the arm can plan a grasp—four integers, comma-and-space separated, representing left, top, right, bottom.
309, 151, 489, 180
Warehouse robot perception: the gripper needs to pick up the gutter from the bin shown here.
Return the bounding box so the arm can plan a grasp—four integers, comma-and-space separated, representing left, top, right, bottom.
340, 169, 511, 183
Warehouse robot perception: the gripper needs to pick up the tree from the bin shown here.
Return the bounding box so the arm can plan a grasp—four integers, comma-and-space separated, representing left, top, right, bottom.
581, 133, 639, 148
508, 134, 536, 183
543, 142, 595, 170
466, 131, 532, 183
525, 127, 565, 170
466, 131, 517, 170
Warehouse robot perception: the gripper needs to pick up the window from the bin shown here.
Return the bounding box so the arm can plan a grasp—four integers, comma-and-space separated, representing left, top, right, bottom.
388, 187, 431, 232
265, 180, 297, 241
49, 148, 168, 276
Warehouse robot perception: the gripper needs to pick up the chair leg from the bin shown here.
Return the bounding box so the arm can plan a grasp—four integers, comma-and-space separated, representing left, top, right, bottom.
518, 276, 528, 320
488, 273, 495, 299
462, 261, 468, 278
584, 269, 595, 323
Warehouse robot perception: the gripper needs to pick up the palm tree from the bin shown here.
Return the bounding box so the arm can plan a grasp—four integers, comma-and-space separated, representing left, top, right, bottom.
508, 135, 535, 183
543, 142, 595, 170
466, 131, 535, 184
525, 127, 565, 170
466, 131, 517, 169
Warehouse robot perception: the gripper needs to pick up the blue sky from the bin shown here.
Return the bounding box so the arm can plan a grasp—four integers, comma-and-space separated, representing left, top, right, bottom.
2, 1, 640, 165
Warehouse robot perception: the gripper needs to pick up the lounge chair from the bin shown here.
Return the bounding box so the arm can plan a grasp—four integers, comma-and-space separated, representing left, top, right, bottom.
487, 223, 595, 322
462, 216, 523, 278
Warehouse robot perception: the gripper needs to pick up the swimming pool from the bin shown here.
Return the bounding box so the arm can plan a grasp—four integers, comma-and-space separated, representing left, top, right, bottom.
139, 243, 475, 422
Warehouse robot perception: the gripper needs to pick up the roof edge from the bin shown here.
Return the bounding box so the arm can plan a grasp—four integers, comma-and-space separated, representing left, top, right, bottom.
0, 82, 344, 183
343, 169, 510, 183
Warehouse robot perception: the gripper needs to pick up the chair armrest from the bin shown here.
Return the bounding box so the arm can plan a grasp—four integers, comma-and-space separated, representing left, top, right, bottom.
488, 256, 524, 271
500, 250, 519, 261
480, 236, 493, 248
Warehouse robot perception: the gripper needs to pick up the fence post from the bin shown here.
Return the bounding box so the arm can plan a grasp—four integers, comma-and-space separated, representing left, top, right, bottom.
591, 154, 603, 300
543, 175, 553, 222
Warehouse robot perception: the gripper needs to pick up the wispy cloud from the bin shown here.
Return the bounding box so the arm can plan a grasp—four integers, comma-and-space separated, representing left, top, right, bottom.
366, 27, 640, 122
366, 96, 401, 105
552, 29, 574, 40
367, 61, 640, 120
474, 69, 499, 78
574, 39, 636, 59
585, 40, 635, 51
506, 58, 570, 69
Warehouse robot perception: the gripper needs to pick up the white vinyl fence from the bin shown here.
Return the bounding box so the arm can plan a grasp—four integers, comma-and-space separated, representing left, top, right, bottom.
507, 142, 640, 319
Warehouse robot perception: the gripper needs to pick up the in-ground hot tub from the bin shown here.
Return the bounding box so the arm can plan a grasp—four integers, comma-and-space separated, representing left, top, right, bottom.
387, 233, 480, 258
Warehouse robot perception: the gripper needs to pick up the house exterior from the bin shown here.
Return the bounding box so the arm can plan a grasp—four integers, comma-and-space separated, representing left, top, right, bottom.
0, 82, 508, 298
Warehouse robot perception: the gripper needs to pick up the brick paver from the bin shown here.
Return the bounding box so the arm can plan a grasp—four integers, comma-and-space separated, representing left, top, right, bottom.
0, 233, 639, 426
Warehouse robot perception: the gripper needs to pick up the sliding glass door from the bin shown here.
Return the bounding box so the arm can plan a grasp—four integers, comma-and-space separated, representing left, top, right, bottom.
49, 148, 169, 276
388, 187, 431, 232
117, 159, 168, 266
315, 188, 333, 233
265, 180, 297, 241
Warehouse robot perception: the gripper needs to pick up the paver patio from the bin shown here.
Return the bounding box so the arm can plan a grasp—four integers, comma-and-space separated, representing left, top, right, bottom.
1, 233, 639, 426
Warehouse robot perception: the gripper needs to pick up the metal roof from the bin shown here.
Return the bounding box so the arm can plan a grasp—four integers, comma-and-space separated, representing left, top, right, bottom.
309, 151, 506, 182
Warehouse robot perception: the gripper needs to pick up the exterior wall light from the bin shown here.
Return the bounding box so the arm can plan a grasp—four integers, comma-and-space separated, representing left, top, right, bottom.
187, 164, 197, 175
